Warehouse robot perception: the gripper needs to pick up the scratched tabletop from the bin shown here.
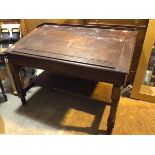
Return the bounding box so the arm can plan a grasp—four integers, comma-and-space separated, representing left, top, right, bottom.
7, 24, 136, 73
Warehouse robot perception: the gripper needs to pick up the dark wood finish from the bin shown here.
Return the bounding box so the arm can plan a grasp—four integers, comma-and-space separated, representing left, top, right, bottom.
8, 63, 26, 104
0, 54, 7, 102
87, 19, 148, 27
20, 19, 148, 84
107, 85, 122, 134
86, 19, 148, 84
0, 77, 7, 101
5, 23, 136, 134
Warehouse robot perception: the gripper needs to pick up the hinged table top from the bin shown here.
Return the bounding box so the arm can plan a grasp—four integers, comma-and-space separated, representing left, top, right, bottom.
6, 24, 136, 74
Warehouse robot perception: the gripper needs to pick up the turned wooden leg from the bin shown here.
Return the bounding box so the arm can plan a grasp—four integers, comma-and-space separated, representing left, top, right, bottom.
0, 77, 7, 101
8, 63, 26, 105
107, 84, 122, 134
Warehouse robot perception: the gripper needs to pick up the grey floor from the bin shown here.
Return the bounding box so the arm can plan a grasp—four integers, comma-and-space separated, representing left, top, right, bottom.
0, 77, 108, 135
0, 69, 64, 134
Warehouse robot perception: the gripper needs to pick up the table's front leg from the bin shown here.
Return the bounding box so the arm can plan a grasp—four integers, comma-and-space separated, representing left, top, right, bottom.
107, 84, 122, 134
8, 63, 26, 105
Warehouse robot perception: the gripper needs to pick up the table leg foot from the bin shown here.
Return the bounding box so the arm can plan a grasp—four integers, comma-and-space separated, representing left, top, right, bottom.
107, 120, 114, 135
21, 96, 26, 105
4, 95, 8, 102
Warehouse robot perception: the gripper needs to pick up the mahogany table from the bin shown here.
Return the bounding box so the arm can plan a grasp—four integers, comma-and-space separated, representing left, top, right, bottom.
5, 23, 136, 134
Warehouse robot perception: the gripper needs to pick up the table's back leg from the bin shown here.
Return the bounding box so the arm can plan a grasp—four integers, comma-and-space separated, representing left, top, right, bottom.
0, 77, 7, 101
107, 84, 122, 134
8, 62, 26, 105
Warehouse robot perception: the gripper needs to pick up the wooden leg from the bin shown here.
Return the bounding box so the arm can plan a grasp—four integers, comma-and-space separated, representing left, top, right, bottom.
5, 58, 17, 94
8, 63, 26, 105
0, 78, 7, 101
107, 85, 122, 134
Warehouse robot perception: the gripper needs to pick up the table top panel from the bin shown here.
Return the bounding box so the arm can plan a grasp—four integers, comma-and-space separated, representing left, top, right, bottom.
6, 24, 136, 73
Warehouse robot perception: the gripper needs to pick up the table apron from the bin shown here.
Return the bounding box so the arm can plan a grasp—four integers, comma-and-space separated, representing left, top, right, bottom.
7, 54, 127, 85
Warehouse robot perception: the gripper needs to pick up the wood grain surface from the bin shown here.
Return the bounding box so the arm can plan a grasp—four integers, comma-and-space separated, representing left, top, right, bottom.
6, 24, 136, 74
